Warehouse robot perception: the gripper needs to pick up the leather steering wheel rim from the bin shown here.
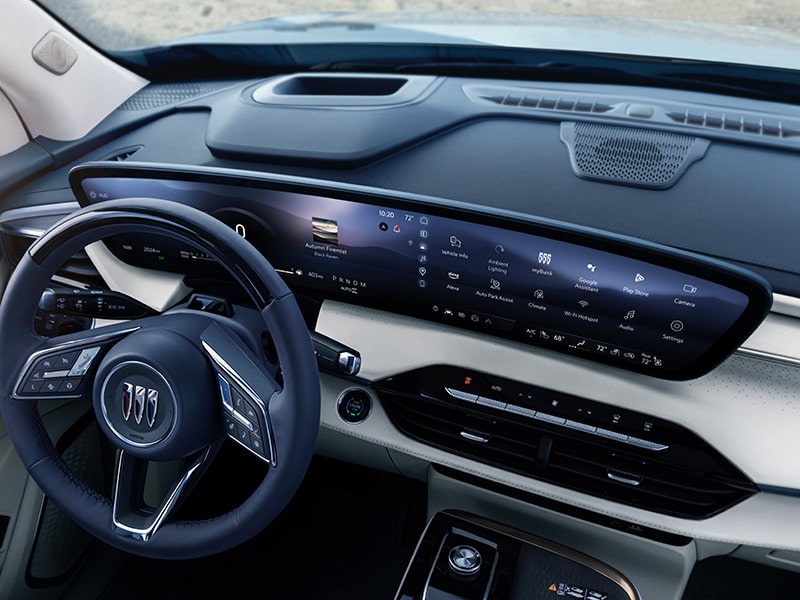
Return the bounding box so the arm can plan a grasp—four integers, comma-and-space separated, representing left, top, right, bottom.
0, 198, 320, 559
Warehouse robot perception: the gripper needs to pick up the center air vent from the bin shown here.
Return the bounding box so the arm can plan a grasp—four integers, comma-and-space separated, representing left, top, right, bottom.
560, 121, 710, 189
375, 366, 757, 519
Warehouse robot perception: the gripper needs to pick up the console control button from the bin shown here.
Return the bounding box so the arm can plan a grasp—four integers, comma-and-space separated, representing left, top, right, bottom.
448, 544, 482, 576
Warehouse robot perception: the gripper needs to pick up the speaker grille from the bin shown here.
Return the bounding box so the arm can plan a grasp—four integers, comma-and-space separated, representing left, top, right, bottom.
119, 81, 243, 110
561, 122, 709, 189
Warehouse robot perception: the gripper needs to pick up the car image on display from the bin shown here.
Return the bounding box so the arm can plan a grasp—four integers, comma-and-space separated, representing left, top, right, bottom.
2, 1, 800, 598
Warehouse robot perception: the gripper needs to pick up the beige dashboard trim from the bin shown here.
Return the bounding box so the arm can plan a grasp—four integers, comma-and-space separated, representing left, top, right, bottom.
319, 373, 800, 553
316, 299, 800, 552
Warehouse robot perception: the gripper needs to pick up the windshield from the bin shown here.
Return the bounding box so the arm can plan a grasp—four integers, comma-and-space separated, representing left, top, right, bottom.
37, 0, 800, 66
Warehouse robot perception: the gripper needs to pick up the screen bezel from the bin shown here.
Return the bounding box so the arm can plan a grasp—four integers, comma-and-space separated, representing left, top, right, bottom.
68, 162, 773, 381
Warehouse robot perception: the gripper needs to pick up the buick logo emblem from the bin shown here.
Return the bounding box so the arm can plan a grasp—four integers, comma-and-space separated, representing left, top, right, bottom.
122, 382, 158, 428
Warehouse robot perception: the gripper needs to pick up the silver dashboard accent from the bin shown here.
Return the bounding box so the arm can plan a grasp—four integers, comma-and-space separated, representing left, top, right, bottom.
607, 470, 643, 486
460, 431, 490, 443
445, 387, 669, 452
476, 397, 507, 411
445, 387, 478, 402
535, 412, 567, 426
736, 346, 800, 369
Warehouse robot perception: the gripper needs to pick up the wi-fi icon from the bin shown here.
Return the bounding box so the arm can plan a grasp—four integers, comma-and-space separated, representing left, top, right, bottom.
578, 300, 590, 308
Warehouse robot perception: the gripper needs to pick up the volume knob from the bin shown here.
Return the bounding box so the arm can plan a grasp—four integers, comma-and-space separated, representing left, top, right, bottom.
448, 544, 482, 576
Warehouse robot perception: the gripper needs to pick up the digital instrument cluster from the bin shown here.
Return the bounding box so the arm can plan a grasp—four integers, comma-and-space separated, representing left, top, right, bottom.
72, 165, 772, 380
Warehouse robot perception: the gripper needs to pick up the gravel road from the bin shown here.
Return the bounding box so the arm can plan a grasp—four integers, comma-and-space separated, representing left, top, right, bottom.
39, 0, 800, 50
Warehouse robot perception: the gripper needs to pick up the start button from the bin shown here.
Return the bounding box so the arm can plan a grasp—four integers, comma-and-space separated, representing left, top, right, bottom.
336, 388, 372, 424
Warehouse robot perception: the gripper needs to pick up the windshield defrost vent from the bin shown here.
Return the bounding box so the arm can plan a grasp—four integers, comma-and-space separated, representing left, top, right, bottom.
100, 145, 142, 162
667, 109, 800, 139
481, 92, 612, 115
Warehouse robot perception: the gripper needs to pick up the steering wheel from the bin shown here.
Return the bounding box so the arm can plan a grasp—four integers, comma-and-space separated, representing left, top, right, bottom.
0, 198, 320, 559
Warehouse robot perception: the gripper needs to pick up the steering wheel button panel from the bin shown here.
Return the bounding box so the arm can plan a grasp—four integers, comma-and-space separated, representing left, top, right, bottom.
17, 345, 104, 398
202, 331, 280, 467
218, 375, 262, 438
216, 371, 274, 464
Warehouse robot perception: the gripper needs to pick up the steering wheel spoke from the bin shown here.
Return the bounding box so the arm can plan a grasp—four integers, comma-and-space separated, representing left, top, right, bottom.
14, 325, 139, 401
112, 443, 221, 542
201, 321, 279, 467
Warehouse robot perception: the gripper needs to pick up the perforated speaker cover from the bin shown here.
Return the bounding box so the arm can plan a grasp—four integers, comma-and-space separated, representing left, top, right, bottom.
32, 32, 78, 76
560, 121, 709, 189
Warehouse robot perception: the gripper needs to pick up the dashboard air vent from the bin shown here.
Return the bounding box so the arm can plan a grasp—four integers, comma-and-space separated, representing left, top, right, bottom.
560, 121, 709, 189
375, 366, 757, 520
465, 84, 800, 150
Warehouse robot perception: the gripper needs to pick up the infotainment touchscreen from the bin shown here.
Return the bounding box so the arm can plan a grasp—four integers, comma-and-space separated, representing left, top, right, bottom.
71, 165, 772, 380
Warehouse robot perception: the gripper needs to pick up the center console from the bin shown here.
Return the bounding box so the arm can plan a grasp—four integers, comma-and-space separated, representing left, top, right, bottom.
396, 510, 640, 600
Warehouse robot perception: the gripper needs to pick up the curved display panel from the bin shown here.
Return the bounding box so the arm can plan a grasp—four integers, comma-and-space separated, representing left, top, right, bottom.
70, 164, 772, 380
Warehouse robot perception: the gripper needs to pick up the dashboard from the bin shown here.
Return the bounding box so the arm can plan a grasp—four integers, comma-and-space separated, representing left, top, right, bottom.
4, 69, 800, 599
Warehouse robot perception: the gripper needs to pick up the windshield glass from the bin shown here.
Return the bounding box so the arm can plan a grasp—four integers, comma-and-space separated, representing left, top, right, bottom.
36, 1, 800, 70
